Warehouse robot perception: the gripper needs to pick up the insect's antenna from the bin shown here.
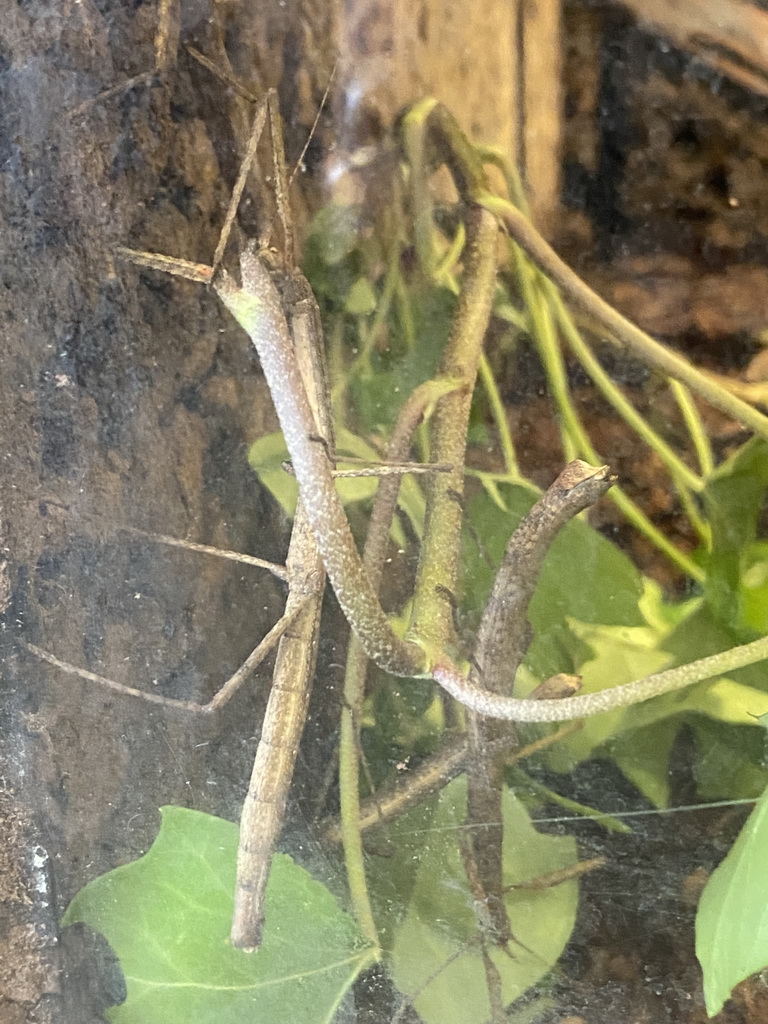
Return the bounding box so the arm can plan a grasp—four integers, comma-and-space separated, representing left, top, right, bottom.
273, 61, 337, 272
185, 46, 259, 103
210, 92, 271, 274
287, 61, 338, 192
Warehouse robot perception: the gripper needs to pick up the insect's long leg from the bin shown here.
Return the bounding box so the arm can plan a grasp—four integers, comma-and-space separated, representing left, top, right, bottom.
321, 721, 583, 842
119, 527, 289, 580
189, 53, 291, 273
154, 0, 179, 74
230, 496, 326, 950
22, 598, 307, 716
69, 0, 179, 117
211, 91, 271, 273
265, 93, 294, 269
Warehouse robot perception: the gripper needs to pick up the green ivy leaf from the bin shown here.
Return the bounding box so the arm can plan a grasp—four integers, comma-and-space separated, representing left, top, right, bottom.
349, 285, 456, 435
367, 777, 578, 1024
696, 782, 768, 1015
302, 204, 364, 307
692, 677, 768, 725
545, 608, 768, 805
63, 807, 370, 1024
548, 618, 674, 755
692, 719, 768, 802
739, 542, 768, 634
609, 718, 680, 808
703, 437, 768, 632
247, 431, 299, 517
541, 614, 677, 804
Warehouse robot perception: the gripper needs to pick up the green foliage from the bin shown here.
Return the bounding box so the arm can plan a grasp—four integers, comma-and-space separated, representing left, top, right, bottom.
206, 189, 768, 1019
63, 808, 370, 1024
703, 438, 768, 632
696, 782, 768, 1015
366, 778, 578, 1024
303, 204, 371, 308
294, 177, 768, 1014
350, 285, 456, 434
64, 795, 578, 1023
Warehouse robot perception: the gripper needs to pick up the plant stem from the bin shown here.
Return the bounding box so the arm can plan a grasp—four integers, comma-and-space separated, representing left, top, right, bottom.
552, 299, 711, 546
554, 301, 704, 494
670, 379, 715, 477
482, 194, 768, 441
432, 633, 768, 722
510, 238, 705, 581
478, 352, 521, 480
408, 206, 499, 654
401, 102, 499, 657
338, 378, 460, 949
465, 460, 613, 944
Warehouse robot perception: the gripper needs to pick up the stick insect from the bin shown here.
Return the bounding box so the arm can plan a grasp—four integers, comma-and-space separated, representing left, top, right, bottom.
28, 86, 338, 952
27, 71, 445, 954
